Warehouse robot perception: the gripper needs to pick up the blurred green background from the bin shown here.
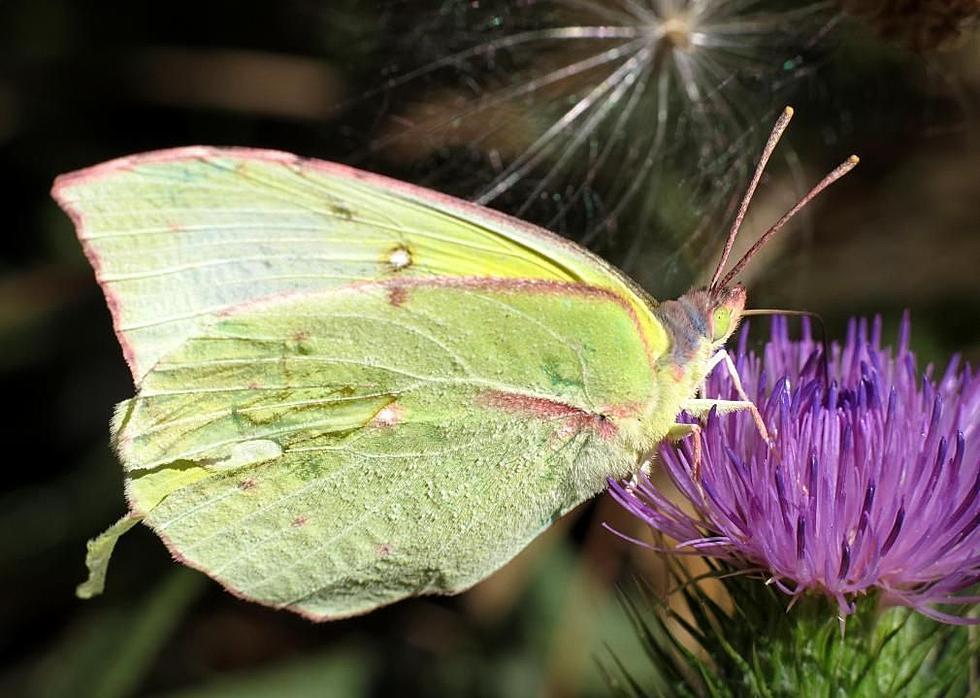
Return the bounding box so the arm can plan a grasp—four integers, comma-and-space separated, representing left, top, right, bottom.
1, 1, 977, 696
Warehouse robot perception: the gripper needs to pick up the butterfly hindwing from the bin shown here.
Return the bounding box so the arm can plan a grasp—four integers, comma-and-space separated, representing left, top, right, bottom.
119, 278, 656, 618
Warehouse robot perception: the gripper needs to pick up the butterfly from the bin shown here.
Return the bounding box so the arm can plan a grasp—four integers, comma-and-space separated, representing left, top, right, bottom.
53, 107, 857, 620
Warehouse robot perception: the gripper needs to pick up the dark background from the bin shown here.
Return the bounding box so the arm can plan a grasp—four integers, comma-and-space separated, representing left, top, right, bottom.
1, 1, 977, 696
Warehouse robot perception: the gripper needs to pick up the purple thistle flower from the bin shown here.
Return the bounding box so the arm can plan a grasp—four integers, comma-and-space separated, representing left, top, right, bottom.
610, 313, 980, 624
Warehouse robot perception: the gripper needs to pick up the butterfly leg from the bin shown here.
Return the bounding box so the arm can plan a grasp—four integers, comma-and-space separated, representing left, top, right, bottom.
627, 424, 703, 491
708, 349, 755, 406
695, 348, 735, 398
681, 397, 772, 446
666, 422, 703, 482
626, 450, 658, 491
688, 349, 773, 446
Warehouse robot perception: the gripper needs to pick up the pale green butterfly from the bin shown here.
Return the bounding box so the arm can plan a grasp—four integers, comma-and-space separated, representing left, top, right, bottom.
53, 107, 857, 620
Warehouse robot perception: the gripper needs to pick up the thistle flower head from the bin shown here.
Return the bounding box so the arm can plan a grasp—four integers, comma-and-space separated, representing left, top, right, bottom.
611, 314, 980, 624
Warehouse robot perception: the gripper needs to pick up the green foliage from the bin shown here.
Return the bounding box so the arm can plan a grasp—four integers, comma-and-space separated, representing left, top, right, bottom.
30, 570, 204, 698
604, 562, 977, 697
166, 648, 373, 698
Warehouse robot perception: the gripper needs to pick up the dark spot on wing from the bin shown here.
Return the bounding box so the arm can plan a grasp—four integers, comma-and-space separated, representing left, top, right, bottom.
290, 330, 313, 355
388, 285, 408, 307
541, 356, 583, 390
330, 204, 353, 221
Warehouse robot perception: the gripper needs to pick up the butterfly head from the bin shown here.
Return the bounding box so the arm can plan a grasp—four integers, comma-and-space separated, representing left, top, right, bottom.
674, 284, 746, 351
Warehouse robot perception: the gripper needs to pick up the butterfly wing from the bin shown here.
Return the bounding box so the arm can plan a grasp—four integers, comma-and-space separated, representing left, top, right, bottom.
119, 278, 656, 618
53, 148, 672, 618
52, 147, 665, 380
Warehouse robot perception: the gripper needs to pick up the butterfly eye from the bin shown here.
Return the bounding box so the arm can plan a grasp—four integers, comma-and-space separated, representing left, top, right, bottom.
712, 308, 732, 342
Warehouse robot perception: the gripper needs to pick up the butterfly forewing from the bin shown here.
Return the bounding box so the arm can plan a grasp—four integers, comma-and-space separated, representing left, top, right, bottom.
53, 148, 665, 381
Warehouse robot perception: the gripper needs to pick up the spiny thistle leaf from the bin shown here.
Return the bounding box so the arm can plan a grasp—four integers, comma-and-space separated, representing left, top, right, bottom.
603, 564, 977, 696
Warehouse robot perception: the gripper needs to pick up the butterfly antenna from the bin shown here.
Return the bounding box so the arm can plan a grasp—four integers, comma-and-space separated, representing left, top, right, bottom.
715, 154, 860, 290
708, 106, 795, 290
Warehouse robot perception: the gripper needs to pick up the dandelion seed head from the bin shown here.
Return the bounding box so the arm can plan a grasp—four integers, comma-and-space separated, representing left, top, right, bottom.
367, 0, 839, 294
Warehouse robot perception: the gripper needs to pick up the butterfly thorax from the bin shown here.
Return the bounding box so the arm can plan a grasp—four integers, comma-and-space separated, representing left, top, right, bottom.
621, 286, 746, 454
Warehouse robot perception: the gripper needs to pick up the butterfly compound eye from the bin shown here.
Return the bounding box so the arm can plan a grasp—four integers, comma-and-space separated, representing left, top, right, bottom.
711, 308, 732, 342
